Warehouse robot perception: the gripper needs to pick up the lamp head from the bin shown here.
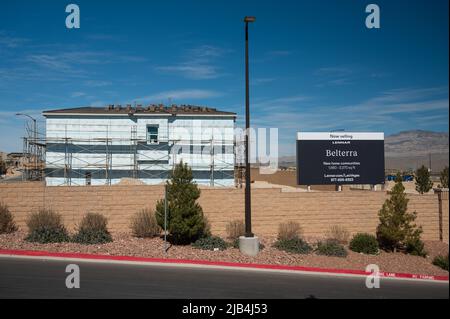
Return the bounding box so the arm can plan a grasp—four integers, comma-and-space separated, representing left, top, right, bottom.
244, 16, 256, 23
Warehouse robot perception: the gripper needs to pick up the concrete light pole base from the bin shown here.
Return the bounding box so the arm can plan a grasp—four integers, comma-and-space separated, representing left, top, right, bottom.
239, 236, 260, 257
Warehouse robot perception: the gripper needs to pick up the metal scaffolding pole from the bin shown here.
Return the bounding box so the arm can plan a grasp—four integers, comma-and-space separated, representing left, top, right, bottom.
30, 122, 235, 187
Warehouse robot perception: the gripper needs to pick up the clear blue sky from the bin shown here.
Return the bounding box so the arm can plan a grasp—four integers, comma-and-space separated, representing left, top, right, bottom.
1, 0, 448, 155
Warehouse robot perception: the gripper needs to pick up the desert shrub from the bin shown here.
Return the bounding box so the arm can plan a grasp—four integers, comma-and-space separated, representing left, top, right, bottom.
325, 225, 350, 244
72, 213, 112, 244
316, 239, 348, 257
273, 237, 312, 254
377, 173, 425, 253
131, 208, 161, 238
432, 255, 449, 271
405, 237, 427, 257
226, 220, 245, 240
25, 209, 69, 243
349, 233, 379, 255
277, 221, 302, 241
0, 203, 17, 234
155, 161, 208, 245
192, 236, 228, 251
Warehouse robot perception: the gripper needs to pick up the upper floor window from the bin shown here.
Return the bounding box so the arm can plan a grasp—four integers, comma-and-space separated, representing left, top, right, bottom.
147, 125, 159, 144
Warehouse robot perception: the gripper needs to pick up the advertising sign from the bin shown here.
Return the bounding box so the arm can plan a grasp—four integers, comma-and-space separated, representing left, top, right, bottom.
296, 132, 385, 185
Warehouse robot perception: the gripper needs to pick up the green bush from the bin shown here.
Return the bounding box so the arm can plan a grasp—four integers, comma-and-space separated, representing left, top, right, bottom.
377, 173, 424, 253
192, 236, 229, 251
405, 237, 427, 257
432, 255, 449, 271
155, 161, 208, 245
25, 209, 69, 243
316, 240, 348, 257
259, 242, 265, 250
0, 203, 17, 234
273, 237, 312, 254
277, 221, 302, 241
231, 238, 241, 249
72, 213, 112, 244
415, 165, 433, 194
226, 220, 245, 240
131, 208, 161, 238
349, 233, 379, 255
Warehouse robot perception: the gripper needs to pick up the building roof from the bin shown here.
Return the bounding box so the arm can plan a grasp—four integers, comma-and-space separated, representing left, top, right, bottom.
42, 105, 236, 117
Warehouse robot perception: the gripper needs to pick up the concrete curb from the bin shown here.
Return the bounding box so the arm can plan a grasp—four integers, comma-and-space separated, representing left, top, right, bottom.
0, 249, 448, 282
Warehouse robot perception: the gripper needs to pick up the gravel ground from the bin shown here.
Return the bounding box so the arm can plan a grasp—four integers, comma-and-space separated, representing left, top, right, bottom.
0, 231, 448, 277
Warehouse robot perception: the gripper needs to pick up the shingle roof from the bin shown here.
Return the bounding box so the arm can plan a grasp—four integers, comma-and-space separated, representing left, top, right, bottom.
42, 105, 236, 116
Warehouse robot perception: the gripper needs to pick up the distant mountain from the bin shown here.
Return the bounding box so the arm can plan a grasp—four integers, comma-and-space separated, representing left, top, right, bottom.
384, 130, 448, 172
279, 130, 449, 172
385, 130, 448, 157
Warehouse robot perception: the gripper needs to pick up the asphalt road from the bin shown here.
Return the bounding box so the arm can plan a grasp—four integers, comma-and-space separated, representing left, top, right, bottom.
0, 256, 448, 299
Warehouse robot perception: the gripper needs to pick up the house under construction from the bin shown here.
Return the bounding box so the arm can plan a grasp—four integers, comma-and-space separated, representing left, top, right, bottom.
42, 105, 236, 187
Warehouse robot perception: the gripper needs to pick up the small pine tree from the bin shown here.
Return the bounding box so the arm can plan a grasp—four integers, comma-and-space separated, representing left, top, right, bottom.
415, 165, 433, 194
440, 166, 449, 189
377, 173, 425, 254
155, 161, 208, 244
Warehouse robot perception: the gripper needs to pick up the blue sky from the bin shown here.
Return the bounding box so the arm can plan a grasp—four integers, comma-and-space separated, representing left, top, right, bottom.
0, 0, 448, 155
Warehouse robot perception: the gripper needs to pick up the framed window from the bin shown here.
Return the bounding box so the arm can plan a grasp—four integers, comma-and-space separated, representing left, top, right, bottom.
147, 125, 159, 144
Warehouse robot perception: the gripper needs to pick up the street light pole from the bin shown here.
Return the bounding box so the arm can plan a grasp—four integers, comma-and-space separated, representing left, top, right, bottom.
16, 113, 37, 141
244, 16, 255, 238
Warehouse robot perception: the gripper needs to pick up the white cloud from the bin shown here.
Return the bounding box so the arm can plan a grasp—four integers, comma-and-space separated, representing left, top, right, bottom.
156, 64, 220, 80
0, 31, 29, 48
70, 92, 87, 98
84, 80, 112, 87
187, 45, 231, 58
314, 66, 356, 87
248, 86, 449, 155
155, 44, 230, 80
26, 54, 73, 71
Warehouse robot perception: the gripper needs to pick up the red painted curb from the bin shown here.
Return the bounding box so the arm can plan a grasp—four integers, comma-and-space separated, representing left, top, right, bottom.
0, 249, 448, 282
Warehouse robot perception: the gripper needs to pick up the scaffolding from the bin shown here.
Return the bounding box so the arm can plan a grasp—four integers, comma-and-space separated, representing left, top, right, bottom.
21, 123, 237, 187
21, 121, 45, 181
234, 136, 246, 188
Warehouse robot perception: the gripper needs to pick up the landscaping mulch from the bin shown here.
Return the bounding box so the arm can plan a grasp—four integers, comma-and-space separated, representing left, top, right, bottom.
0, 231, 448, 277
